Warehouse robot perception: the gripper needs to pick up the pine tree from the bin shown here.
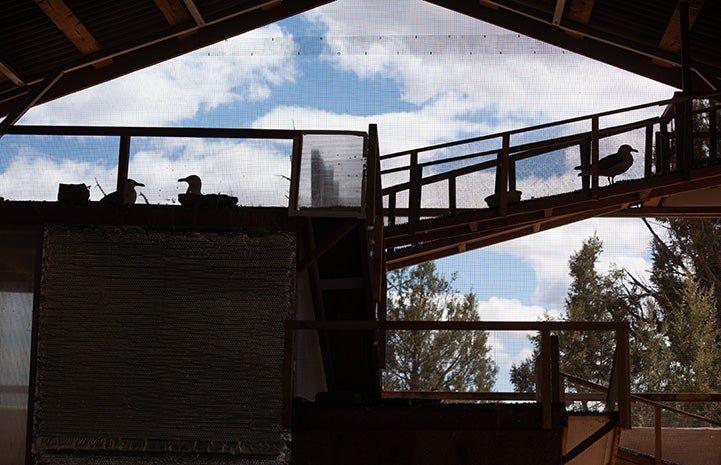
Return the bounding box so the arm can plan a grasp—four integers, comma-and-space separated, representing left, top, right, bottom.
384, 262, 497, 392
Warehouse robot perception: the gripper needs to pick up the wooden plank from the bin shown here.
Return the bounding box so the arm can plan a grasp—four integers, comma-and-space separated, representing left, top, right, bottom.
35, 0, 105, 56
654, 405, 662, 465
566, 0, 594, 24
657, 0, 704, 54
540, 330, 552, 429
182, 0, 206, 26
552, 0, 567, 25
155, 0, 192, 25
0, 58, 24, 86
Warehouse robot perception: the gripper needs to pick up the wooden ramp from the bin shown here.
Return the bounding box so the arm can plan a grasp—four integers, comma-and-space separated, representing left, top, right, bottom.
381, 94, 721, 270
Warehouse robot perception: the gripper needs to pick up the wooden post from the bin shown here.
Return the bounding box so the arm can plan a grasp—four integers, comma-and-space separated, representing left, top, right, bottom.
550, 335, 561, 404
580, 138, 591, 190
660, 123, 670, 173
409, 151, 421, 226
448, 176, 456, 215
674, 92, 690, 178
645, 124, 654, 177
288, 134, 303, 212
498, 134, 510, 215
116, 135, 131, 205
540, 329, 552, 429
366, 124, 379, 222
710, 106, 718, 159
654, 404, 663, 465
616, 328, 632, 429
591, 116, 599, 198
388, 192, 396, 226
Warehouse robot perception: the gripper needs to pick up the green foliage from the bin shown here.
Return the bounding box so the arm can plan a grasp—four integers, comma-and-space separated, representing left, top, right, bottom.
384, 262, 497, 392
511, 225, 721, 424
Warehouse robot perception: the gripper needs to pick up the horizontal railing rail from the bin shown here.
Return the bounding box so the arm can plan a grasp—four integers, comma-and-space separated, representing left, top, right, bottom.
380, 92, 721, 229
283, 320, 631, 430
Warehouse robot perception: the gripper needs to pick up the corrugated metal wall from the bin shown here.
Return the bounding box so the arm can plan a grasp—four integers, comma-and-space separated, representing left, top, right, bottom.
34, 225, 295, 464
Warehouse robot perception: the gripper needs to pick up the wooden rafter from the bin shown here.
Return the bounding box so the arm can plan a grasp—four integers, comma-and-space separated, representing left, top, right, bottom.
566, 0, 594, 24
34, 0, 112, 67
154, 0, 193, 25
35, 0, 101, 54
0, 58, 25, 86
552, 0, 566, 25
182, 0, 206, 26
657, 0, 704, 55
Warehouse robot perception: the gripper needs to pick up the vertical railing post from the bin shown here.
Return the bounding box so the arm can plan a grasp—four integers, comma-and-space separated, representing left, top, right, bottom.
448, 176, 456, 215
366, 125, 379, 223
645, 124, 654, 177
116, 134, 131, 205
580, 138, 591, 190
674, 92, 692, 179
288, 134, 303, 212
659, 122, 671, 173
540, 329, 552, 429
497, 134, 510, 215
591, 116, 599, 198
388, 192, 396, 226
409, 151, 421, 226
550, 335, 561, 404
616, 327, 631, 428
710, 106, 718, 159
654, 404, 663, 465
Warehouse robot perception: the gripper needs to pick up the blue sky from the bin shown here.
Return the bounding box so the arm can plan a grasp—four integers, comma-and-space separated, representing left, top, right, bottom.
0, 0, 675, 389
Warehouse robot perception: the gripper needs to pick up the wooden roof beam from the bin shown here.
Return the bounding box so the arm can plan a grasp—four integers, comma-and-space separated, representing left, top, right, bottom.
566, 0, 594, 24
182, 0, 206, 26
155, 0, 193, 26
657, 0, 704, 56
34, 0, 112, 67
0, 58, 25, 86
552, 0, 567, 26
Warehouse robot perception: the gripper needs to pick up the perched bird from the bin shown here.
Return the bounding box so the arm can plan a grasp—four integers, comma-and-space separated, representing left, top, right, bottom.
99, 179, 145, 204
178, 175, 202, 195
575, 144, 638, 184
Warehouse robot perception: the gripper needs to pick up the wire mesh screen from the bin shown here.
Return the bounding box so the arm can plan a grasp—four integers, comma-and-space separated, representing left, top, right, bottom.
36, 225, 295, 462
0, 134, 118, 201
128, 137, 293, 207
295, 134, 366, 212
0, 134, 293, 206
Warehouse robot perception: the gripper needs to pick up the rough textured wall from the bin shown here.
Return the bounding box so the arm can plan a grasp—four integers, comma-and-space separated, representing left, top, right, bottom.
35, 225, 295, 463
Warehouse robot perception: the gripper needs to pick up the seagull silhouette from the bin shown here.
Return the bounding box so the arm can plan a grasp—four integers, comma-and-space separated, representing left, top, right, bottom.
99, 179, 145, 204
178, 175, 202, 195
575, 144, 638, 184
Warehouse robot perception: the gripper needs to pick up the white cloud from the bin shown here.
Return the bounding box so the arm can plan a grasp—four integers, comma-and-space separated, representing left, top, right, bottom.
489, 217, 655, 309
252, 104, 492, 154
0, 138, 292, 205
476, 296, 553, 391
20, 24, 298, 127
304, 0, 674, 123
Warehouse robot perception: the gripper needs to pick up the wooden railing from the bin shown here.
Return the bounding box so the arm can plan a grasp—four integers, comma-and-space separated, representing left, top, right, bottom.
283, 320, 631, 430
380, 93, 721, 228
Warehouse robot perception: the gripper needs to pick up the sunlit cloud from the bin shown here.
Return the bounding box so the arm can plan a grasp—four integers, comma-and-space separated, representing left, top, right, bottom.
20, 24, 298, 127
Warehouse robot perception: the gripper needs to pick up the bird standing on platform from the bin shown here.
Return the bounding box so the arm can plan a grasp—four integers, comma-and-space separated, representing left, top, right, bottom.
99, 179, 145, 204
575, 144, 638, 184
178, 175, 202, 194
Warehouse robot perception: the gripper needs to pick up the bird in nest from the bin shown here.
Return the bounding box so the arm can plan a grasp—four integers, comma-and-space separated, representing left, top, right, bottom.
178, 175, 202, 195
575, 144, 638, 184
99, 179, 145, 204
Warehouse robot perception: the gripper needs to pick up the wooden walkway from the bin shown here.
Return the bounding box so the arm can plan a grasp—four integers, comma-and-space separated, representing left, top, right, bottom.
380, 94, 721, 270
